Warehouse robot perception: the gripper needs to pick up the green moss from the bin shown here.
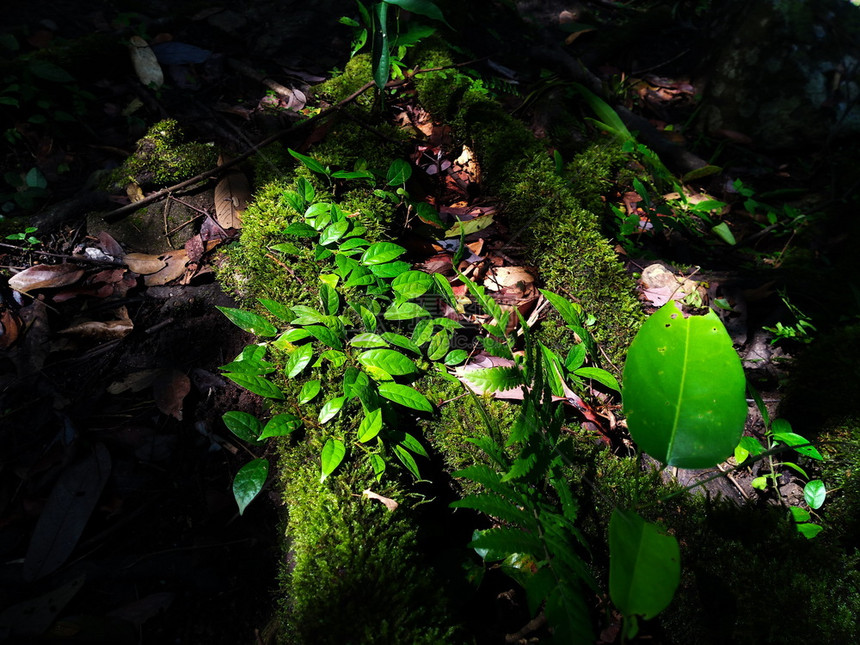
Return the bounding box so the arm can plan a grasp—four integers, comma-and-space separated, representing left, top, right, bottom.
314, 54, 375, 108
275, 440, 456, 644
107, 119, 217, 189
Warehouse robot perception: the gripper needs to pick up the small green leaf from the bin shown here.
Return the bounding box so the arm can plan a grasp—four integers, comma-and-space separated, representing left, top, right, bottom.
380, 332, 421, 354
369, 453, 385, 480
803, 480, 826, 509
393, 444, 421, 479
358, 349, 417, 375
319, 396, 347, 423
483, 336, 513, 360
351, 333, 389, 348
304, 324, 343, 350
789, 506, 811, 522
320, 219, 350, 245
339, 237, 371, 251
296, 176, 315, 202
772, 431, 823, 460
384, 301, 430, 321
319, 284, 340, 316
361, 241, 406, 265
288, 148, 328, 175
378, 383, 433, 412
426, 330, 450, 361
299, 379, 321, 404
444, 349, 468, 365
283, 221, 318, 237
609, 509, 680, 620
224, 373, 285, 399
391, 270, 433, 299
751, 476, 769, 490
386, 159, 412, 185
357, 408, 383, 442
285, 344, 314, 378
399, 432, 428, 458
460, 366, 523, 393
216, 306, 278, 337
368, 260, 411, 278
259, 414, 302, 439
343, 368, 370, 398
320, 349, 347, 368
234, 459, 269, 515
289, 305, 328, 325
222, 411, 262, 443
574, 367, 621, 393
320, 438, 346, 481
711, 222, 736, 245
258, 298, 293, 321
796, 523, 823, 539
360, 306, 378, 331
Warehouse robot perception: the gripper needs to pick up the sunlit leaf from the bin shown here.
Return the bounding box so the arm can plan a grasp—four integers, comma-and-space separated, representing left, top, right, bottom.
320, 438, 346, 482
357, 408, 383, 442
361, 241, 406, 265
319, 396, 347, 423
358, 349, 417, 375
288, 148, 328, 175
299, 379, 321, 404
259, 414, 302, 439
803, 479, 826, 509
386, 158, 412, 185
378, 383, 433, 412
224, 373, 284, 399
216, 306, 278, 337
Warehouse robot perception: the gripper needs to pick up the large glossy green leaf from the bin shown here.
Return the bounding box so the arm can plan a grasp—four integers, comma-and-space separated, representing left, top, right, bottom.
319, 396, 347, 423
361, 241, 406, 265
392, 270, 433, 299
320, 438, 346, 482
299, 379, 321, 404
216, 306, 278, 337
378, 383, 433, 412
284, 343, 313, 378
259, 414, 302, 440
224, 373, 284, 399
609, 509, 680, 620
357, 408, 383, 443
358, 349, 417, 375
222, 411, 262, 443
233, 459, 269, 515
622, 301, 746, 468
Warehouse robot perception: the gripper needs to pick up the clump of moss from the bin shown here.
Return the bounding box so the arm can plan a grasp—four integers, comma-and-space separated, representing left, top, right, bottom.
107, 119, 217, 190
314, 54, 375, 108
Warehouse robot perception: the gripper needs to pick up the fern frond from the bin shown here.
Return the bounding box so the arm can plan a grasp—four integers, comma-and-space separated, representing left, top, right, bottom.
451, 493, 535, 528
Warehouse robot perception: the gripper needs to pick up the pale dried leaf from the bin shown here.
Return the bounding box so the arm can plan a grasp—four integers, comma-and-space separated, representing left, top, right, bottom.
143, 249, 189, 286
58, 318, 134, 340
126, 182, 145, 202
214, 170, 249, 229
108, 369, 160, 394
125, 252, 167, 275
153, 368, 191, 420
8, 264, 84, 294
484, 266, 535, 292
362, 489, 399, 511
128, 36, 164, 88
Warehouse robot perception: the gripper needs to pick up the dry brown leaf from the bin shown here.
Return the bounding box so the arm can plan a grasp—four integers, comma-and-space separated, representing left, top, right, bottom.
483, 266, 535, 292
214, 169, 249, 230
8, 264, 85, 294
108, 369, 160, 394
0, 308, 22, 349
58, 317, 134, 340
362, 489, 398, 512
126, 182, 145, 202
125, 252, 167, 275
97, 232, 124, 258
143, 249, 189, 286
153, 368, 191, 420
128, 36, 163, 88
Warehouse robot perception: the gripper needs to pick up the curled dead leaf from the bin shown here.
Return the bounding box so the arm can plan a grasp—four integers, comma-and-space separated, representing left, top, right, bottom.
362, 489, 398, 512
143, 249, 189, 286
129, 36, 164, 88
8, 264, 85, 294
153, 368, 191, 420
125, 252, 167, 275
214, 169, 249, 230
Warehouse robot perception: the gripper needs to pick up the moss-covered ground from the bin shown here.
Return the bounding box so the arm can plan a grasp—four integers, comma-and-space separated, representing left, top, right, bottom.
216, 40, 860, 645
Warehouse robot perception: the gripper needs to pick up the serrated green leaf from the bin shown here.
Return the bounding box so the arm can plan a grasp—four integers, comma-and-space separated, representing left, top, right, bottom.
393, 443, 421, 478
234, 459, 269, 515
259, 414, 302, 439
224, 373, 285, 399
319, 396, 347, 424
482, 336, 512, 359
392, 270, 433, 299
289, 148, 328, 175
386, 158, 413, 185
461, 366, 524, 393
378, 383, 433, 412
451, 493, 532, 525
222, 411, 262, 443
358, 349, 417, 375
469, 527, 543, 557
381, 332, 421, 354
258, 298, 293, 322
284, 343, 313, 378
574, 366, 621, 392
357, 408, 383, 442
501, 452, 538, 482
384, 301, 430, 320
216, 306, 278, 337
361, 241, 406, 265
320, 438, 346, 481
